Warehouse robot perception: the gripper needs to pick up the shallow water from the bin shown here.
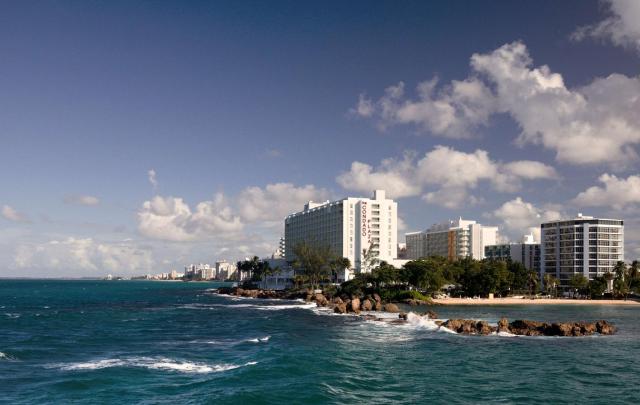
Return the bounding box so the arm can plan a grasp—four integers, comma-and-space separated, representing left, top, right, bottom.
1, 280, 639, 404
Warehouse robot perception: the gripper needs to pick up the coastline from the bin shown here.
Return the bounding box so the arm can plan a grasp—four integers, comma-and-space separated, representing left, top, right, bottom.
433, 297, 640, 306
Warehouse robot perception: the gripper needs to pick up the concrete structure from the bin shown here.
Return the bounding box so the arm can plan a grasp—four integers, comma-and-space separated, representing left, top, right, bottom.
284, 190, 399, 279
215, 260, 236, 280
484, 233, 541, 272
541, 214, 624, 288
406, 218, 498, 260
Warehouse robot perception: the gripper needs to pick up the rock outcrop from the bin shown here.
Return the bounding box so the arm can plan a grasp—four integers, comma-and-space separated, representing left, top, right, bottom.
442, 317, 617, 336
383, 303, 400, 313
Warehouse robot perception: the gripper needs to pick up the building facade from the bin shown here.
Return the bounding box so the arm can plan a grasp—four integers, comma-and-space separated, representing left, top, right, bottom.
540, 214, 624, 288
284, 190, 398, 277
484, 234, 541, 272
405, 218, 498, 261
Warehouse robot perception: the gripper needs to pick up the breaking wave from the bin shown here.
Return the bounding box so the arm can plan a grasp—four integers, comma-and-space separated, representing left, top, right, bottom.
51, 357, 258, 373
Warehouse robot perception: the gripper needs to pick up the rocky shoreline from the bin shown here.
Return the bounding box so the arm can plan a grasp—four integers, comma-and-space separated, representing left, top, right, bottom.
214, 287, 617, 336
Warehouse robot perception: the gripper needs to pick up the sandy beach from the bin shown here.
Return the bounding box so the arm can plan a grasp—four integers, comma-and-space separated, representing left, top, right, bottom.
433, 297, 640, 306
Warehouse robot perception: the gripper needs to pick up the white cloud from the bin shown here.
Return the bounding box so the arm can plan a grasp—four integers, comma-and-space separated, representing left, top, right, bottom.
336, 152, 421, 199
337, 146, 558, 208
353, 77, 497, 138
138, 194, 243, 242
490, 197, 563, 242
14, 237, 153, 275
573, 173, 640, 210
64, 195, 100, 206
237, 183, 331, 223
148, 169, 158, 189
354, 41, 640, 167
471, 41, 640, 167
2, 205, 29, 222
572, 0, 640, 53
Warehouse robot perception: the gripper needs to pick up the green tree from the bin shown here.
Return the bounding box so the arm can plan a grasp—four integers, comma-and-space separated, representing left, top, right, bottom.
371, 262, 400, 290
613, 261, 630, 299
526, 270, 539, 297
508, 261, 529, 293
588, 276, 607, 298
402, 258, 447, 293
291, 242, 333, 290
568, 274, 589, 297
361, 242, 380, 273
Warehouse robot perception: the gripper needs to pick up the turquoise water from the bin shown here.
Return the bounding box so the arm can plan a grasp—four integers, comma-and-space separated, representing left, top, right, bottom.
1, 280, 639, 404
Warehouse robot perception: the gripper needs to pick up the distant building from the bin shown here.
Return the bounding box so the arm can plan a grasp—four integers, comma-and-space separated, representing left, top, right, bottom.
485, 233, 541, 272
285, 190, 401, 279
406, 218, 498, 261
260, 258, 295, 290
541, 214, 624, 288
215, 260, 236, 280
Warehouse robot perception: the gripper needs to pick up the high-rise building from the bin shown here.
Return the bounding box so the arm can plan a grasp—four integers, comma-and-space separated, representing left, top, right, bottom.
284, 190, 398, 279
405, 218, 498, 260
484, 233, 541, 271
215, 260, 236, 280
541, 214, 624, 288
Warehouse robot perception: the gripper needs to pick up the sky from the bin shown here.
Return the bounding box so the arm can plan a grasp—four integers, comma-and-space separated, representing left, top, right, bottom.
1, 0, 640, 277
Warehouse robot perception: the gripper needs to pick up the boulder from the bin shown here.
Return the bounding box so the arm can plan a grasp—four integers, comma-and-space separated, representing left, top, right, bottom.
314, 293, 328, 307
373, 293, 381, 303
596, 320, 616, 335
373, 301, 383, 311
333, 297, 343, 305
476, 321, 494, 335
334, 303, 347, 314
509, 320, 546, 336
361, 299, 373, 311
425, 310, 438, 319
383, 303, 400, 313
405, 299, 419, 306
399, 312, 408, 320
348, 298, 361, 314
497, 317, 510, 333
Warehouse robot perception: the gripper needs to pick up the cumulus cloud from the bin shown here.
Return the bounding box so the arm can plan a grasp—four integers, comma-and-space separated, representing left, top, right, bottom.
337, 146, 558, 208
490, 197, 563, 242
572, 0, 640, 53
354, 41, 640, 167
237, 183, 331, 223
64, 195, 100, 206
353, 77, 497, 138
573, 173, 640, 210
148, 169, 158, 189
138, 194, 243, 242
336, 152, 422, 199
2, 205, 29, 222
14, 237, 153, 275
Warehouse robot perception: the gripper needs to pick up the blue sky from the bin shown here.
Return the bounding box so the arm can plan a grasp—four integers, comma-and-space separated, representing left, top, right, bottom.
2, 0, 640, 277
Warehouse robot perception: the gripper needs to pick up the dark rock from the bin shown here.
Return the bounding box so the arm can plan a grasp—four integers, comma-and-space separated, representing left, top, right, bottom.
399, 312, 408, 320
425, 310, 438, 319
373, 293, 381, 302
405, 299, 419, 306
476, 321, 494, 335
373, 301, 383, 311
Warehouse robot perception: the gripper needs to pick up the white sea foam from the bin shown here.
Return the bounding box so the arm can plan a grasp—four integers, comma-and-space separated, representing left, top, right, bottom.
254, 303, 317, 311
0, 351, 17, 361
53, 357, 257, 373
4, 313, 20, 319
259, 336, 270, 342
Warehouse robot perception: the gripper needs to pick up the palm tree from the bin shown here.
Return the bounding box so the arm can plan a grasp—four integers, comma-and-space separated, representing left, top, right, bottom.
329, 257, 351, 283
543, 273, 559, 297
527, 271, 539, 297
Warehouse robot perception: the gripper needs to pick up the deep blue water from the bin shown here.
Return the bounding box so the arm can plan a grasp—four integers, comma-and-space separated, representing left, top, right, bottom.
1, 280, 639, 404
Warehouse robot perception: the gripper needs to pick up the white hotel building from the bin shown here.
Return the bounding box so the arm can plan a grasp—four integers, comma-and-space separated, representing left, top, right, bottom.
405, 218, 498, 261
541, 214, 624, 288
284, 190, 399, 280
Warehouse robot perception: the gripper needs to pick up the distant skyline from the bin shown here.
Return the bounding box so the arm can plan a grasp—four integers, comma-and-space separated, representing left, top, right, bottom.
1, 0, 640, 277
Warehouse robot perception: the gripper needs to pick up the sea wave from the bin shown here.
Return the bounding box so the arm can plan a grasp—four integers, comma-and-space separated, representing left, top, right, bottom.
0, 351, 18, 361
4, 313, 20, 319
193, 336, 271, 346
52, 357, 258, 374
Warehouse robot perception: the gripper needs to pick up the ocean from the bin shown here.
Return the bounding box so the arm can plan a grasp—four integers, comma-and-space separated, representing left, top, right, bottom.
1, 280, 639, 404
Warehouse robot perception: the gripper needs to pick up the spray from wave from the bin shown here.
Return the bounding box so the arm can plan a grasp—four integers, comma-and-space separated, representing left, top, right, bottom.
51, 357, 258, 373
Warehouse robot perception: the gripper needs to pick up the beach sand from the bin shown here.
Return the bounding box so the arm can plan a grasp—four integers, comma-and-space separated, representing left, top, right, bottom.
433, 297, 640, 306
